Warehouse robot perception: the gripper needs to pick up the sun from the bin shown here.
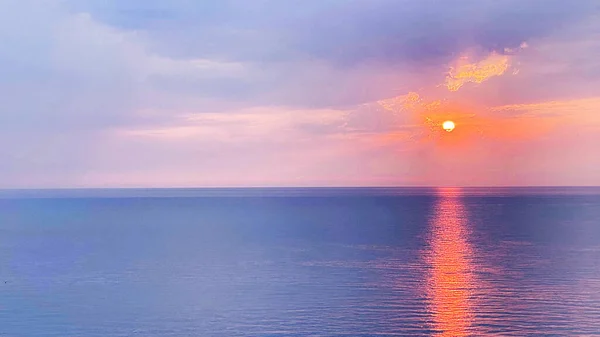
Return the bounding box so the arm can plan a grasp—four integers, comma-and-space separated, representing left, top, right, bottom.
442, 120, 455, 132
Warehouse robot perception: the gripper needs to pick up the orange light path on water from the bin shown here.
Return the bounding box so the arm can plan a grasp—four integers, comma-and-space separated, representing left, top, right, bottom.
425, 188, 476, 336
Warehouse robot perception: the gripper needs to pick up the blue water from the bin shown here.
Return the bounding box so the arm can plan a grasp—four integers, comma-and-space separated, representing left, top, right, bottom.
1, 188, 599, 336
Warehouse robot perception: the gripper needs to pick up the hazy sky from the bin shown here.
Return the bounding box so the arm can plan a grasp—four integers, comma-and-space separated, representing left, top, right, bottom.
1, 0, 600, 187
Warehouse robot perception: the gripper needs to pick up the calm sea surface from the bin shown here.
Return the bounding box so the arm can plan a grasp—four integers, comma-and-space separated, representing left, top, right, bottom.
1, 188, 599, 336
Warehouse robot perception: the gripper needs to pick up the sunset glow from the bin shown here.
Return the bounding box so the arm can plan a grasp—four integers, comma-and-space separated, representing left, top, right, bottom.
1, 0, 599, 187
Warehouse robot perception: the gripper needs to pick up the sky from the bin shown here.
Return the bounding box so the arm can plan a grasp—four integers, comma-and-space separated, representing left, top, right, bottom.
1, 0, 600, 187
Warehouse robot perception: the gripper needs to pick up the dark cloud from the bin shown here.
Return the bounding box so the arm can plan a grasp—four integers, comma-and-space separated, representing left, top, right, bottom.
69, 0, 599, 66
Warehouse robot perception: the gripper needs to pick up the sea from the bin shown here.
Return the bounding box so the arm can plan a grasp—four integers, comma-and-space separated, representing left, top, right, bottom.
1, 187, 599, 336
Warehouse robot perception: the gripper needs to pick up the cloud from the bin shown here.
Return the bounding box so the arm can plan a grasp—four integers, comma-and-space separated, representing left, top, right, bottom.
445, 52, 511, 92
0, 0, 252, 133
67, 0, 599, 65
0, 0, 257, 186
4, 0, 596, 125
1, 0, 600, 187
117, 107, 349, 141
490, 97, 600, 122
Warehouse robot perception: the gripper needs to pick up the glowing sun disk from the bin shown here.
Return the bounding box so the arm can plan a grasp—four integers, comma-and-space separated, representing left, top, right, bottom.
443, 120, 456, 132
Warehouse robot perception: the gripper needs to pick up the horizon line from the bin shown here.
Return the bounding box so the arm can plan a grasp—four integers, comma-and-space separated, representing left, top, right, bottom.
1, 186, 600, 191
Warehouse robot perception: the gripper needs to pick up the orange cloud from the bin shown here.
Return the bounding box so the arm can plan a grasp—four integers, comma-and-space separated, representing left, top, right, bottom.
410, 98, 562, 148
445, 52, 510, 92
376, 91, 422, 113
368, 93, 584, 150
490, 97, 600, 119
475, 116, 557, 141
372, 92, 479, 145
488, 97, 600, 136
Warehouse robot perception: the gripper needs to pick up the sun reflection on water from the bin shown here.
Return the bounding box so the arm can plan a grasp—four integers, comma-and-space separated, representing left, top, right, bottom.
425, 187, 476, 336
